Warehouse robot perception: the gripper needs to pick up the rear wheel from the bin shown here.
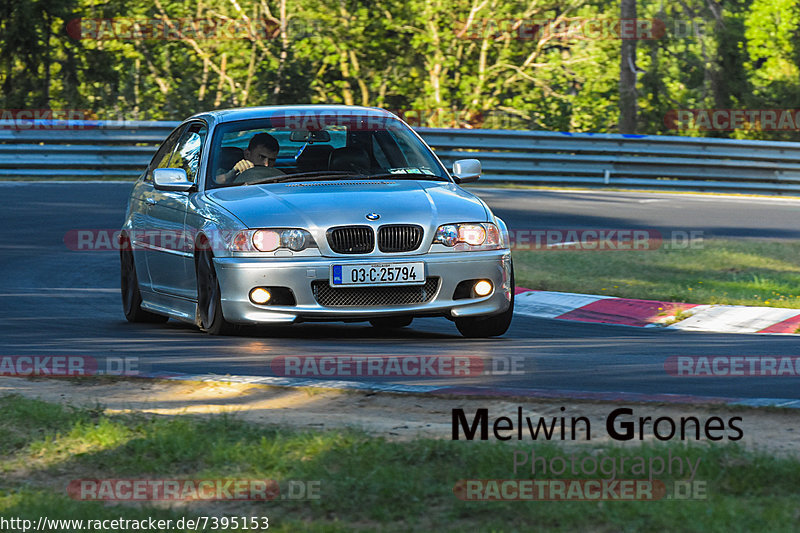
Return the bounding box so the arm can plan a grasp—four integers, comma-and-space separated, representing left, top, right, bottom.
196, 249, 236, 335
454, 265, 514, 338
369, 316, 413, 329
120, 240, 169, 324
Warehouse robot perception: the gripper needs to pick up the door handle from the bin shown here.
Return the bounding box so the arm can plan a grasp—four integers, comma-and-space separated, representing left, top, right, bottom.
145, 198, 157, 206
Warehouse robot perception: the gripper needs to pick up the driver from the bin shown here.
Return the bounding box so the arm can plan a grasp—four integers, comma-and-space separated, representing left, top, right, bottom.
216, 132, 283, 184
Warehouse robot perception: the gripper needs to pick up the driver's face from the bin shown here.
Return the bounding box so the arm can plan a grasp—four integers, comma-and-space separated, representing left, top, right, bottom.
245, 146, 278, 167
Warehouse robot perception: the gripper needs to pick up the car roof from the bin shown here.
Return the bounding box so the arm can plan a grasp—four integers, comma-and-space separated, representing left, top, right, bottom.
187, 105, 397, 126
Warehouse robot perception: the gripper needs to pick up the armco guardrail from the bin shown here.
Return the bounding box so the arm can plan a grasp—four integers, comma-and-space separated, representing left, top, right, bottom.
0, 120, 177, 179
3, 120, 800, 193
424, 129, 800, 193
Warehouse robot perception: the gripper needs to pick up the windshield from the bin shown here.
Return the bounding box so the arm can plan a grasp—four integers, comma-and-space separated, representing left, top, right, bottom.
205, 114, 449, 189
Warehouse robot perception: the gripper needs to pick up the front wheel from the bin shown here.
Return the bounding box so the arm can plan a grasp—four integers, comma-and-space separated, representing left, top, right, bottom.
454, 266, 514, 338
196, 249, 236, 335
120, 242, 169, 323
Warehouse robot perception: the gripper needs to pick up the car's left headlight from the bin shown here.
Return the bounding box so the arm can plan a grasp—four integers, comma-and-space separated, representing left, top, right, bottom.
432, 222, 503, 250
229, 228, 317, 252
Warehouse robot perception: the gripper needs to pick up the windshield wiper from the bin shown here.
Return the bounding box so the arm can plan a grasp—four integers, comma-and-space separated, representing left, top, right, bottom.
243, 170, 448, 186
363, 172, 449, 181
243, 171, 359, 186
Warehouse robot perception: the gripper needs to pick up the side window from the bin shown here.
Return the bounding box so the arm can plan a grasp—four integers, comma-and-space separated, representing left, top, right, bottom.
146, 127, 185, 181
171, 123, 208, 183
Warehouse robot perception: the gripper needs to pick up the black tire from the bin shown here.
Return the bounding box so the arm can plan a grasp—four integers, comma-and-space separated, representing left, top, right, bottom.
120, 241, 169, 324
196, 249, 236, 335
369, 316, 413, 329
454, 265, 515, 338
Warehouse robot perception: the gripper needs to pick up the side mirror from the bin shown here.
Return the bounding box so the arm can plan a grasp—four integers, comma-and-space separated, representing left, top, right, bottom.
153, 168, 194, 192
452, 159, 481, 184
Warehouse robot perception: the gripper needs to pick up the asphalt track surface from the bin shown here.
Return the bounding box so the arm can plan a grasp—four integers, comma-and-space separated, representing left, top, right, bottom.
2, 182, 800, 403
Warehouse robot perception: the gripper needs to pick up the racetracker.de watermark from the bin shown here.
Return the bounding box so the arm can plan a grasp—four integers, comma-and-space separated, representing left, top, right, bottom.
65, 229, 226, 252
68, 479, 320, 501
66, 17, 323, 41
453, 479, 666, 500
272, 108, 539, 130
270, 355, 524, 378
65, 229, 705, 252
508, 229, 704, 251
453, 478, 707, 500
0, 109, 99, 130
455, 18, 707, 41
665, 109, 800, 131
0, 356, 140, 377
666, 356, 800, 377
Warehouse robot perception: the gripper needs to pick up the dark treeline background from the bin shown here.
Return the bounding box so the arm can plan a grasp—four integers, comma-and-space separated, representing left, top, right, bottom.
0, 0, 797, 139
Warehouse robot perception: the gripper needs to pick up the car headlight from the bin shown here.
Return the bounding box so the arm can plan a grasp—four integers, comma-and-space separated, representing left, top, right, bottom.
458, 224, 486, 245
434, 225, 459, 246
281, 229, 308, 251
433, 223, 502, 250
253, 230, 281, 252
229, 229, 316, 252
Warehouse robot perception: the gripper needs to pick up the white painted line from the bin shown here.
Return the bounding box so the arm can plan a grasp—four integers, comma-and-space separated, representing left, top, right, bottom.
733, 398, 800, 408
666, 306, 800, 333
469, 187, 800, 205
514, 290, 611, 319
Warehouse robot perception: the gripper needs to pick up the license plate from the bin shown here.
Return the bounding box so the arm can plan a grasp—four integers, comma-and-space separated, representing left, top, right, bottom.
331, 262, 425, 287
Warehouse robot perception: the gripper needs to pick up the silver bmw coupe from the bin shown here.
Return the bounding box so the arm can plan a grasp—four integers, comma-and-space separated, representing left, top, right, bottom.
120, 105, 514, 337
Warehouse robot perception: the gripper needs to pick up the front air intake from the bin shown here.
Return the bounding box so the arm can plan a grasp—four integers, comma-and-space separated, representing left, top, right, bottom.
327, 226, 374, 254
378, 224, 424, 253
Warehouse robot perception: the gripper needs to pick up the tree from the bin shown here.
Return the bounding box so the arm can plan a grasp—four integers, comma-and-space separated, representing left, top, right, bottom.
618, 0, 637, 133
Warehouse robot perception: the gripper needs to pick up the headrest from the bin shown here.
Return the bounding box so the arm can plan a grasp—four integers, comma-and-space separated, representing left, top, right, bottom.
295, 144, 334, 172
218, 146, 244, 170
329, 146, 370, 173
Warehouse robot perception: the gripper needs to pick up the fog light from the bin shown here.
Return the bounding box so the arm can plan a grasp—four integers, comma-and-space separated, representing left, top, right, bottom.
474, 280, 492, 296
249, 287, 271, 304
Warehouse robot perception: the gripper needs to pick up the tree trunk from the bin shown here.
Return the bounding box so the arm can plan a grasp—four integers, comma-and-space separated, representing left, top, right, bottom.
273, 0, 288, 100
619, 0, 638, 133
42, 11, 51, 107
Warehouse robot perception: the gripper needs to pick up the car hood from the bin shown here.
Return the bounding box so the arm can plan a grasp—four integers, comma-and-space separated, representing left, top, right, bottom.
204, 180, 490, 230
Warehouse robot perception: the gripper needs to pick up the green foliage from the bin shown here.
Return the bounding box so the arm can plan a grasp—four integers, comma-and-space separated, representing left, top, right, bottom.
0, 0, 798, 138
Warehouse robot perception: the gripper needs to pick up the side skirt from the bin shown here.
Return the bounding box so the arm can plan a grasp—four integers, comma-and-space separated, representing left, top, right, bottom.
140, 289, 198, 324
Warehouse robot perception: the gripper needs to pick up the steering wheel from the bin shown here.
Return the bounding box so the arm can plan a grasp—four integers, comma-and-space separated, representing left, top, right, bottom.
232, 165, 285, 185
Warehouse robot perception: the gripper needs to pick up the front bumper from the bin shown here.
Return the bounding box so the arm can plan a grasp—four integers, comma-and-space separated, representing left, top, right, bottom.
214, 250, 512, 324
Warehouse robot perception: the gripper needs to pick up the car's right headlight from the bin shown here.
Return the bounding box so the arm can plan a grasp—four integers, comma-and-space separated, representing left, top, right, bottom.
433, 222, 502, 250
228, 228, 317, 252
